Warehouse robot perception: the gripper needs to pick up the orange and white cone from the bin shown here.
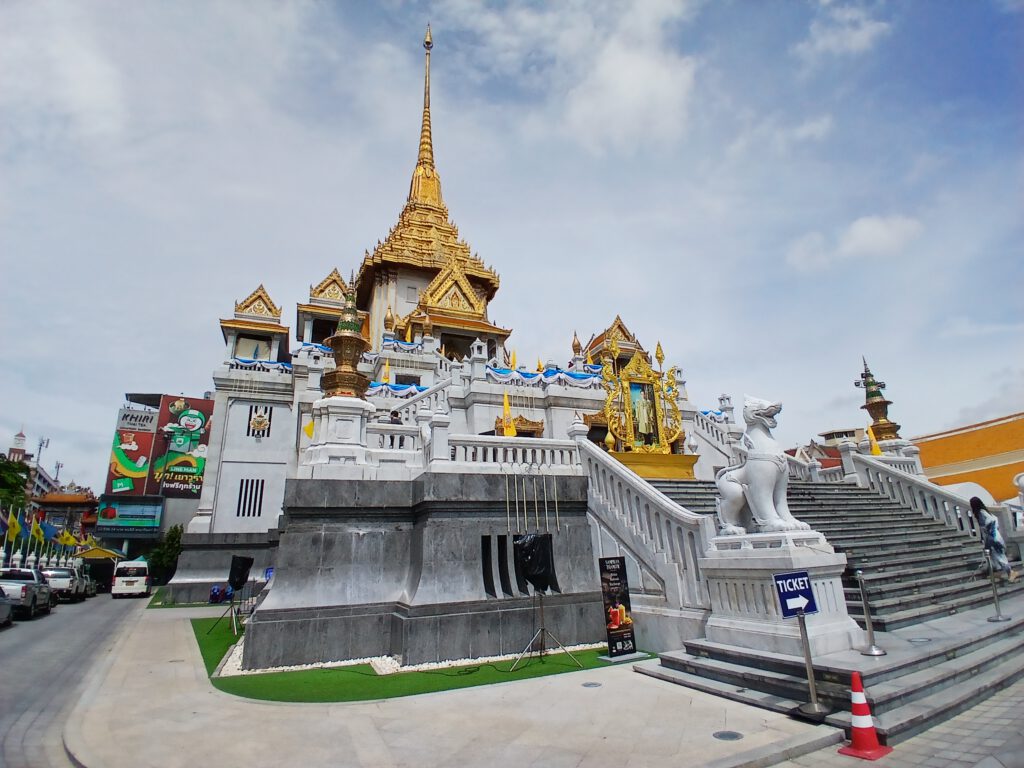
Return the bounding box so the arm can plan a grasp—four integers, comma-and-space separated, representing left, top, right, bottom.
838, 671, 892, 760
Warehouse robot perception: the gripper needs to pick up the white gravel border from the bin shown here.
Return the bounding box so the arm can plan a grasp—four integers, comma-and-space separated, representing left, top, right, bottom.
217, 637, 606, 678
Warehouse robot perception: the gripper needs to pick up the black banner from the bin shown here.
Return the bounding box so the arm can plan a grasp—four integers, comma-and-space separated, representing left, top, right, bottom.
599, 556, 636, 658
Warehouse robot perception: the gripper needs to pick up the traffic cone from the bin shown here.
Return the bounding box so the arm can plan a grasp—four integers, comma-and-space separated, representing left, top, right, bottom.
838, 671, 892, 760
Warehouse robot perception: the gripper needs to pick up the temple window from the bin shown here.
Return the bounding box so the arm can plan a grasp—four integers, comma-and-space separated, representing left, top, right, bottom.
236, 335, 271, 360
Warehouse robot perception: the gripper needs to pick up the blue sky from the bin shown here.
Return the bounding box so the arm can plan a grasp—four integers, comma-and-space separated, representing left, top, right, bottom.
1, 0, 1021, 491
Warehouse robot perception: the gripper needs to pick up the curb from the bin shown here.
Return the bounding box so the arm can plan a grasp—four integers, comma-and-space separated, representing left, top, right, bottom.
62, 602, 148, 768
703, 724, 846, 768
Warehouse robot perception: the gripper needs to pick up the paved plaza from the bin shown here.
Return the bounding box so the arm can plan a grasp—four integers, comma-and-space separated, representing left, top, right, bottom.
60, 602, 1024, 768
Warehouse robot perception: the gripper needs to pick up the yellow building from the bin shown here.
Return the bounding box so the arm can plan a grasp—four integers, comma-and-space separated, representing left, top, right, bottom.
913, 412, 1024, 502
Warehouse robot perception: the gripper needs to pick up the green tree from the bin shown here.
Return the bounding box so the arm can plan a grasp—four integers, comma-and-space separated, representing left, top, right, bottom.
0, 456, 29, 509
148, 524, 184, 585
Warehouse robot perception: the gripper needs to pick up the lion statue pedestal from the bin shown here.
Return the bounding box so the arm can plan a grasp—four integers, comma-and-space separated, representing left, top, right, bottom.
699, 531, 864, 656
699, 396, 864, 656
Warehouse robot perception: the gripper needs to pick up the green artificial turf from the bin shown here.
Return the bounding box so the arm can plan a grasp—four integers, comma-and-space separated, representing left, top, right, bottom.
191, 617, 636, 703
147, 587, 215, 609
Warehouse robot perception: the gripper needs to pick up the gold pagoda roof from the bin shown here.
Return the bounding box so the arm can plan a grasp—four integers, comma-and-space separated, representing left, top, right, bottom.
584, 316, 646, 360
354, 27, 500, 307
220, 284, 289, 341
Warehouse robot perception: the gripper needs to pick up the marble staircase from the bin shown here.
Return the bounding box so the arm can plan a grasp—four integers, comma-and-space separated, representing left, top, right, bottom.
640, 478, 1024, 743
649, 479, 1024, 630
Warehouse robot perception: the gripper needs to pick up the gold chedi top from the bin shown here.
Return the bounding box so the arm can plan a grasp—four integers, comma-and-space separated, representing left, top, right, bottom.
354, 26, 501, 314
322, 289, 370, 398
855, 357, 901, 441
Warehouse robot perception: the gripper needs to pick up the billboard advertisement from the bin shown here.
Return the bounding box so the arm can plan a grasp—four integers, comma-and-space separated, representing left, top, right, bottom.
95, 497, 163, 537
105, 408, 159, 496
599, 556, 637, 658
150, 395, 215, 499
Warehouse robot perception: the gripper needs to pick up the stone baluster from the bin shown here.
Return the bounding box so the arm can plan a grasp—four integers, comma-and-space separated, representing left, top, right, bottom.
430, 412, 450, 462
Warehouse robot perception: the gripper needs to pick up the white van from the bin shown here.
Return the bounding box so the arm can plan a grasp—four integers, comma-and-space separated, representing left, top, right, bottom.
111, 560, 151, 598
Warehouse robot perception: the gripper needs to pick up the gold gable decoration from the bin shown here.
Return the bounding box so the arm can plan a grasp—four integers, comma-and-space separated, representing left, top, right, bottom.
419, 252, 487, 318
602, 349, 682, 455
494, 415, 544, 437
235, 284, 281, 320
310, 268, 349, 304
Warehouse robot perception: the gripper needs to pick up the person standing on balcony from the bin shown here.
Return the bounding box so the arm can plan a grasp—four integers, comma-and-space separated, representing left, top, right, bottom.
971, 497, 1019, 582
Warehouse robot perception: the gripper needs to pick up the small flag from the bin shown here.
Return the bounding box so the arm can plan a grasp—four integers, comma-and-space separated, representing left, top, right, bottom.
510, 349, 517, 370
382, 359, 391, 384
867, 425, 882, 456
502, 391, 517, 437
30, 518, 44, 544
404, 324, 412, 343
11, 511, 25, 540
586, 351, 593, 365
536, 358, 543, 372
303, 420, 315, 439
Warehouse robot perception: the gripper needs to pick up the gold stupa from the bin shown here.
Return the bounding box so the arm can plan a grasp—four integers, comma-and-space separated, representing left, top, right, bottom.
353, 26, 510, 358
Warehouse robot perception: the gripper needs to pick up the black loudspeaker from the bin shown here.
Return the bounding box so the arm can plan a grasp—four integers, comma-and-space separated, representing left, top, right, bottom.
228, 555, 254, 591
513, 534, 560, 593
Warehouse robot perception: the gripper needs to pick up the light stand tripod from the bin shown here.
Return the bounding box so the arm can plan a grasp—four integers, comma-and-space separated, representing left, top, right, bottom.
206, 590, 240, 637
510, 591, 583, 672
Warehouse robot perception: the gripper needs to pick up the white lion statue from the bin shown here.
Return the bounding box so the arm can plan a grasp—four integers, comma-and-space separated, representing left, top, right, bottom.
715, 396, 810, 535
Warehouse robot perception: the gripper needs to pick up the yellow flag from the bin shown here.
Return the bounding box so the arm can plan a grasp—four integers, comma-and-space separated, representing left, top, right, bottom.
502, 391, 517, 437
31, 519, 44, 544
382, 359, 391, 384
404, 324, 412, 343
536, 358, 543, 372
303, 420, 315, 439
867, 425, 882, 456
7, 510, 22, 540
510, 350, 517, 370
62, 530, 78, 546
586, 351, 593, 365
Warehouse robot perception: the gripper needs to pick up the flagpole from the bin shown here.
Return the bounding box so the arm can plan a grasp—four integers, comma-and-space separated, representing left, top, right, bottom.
1, 506, 9, 566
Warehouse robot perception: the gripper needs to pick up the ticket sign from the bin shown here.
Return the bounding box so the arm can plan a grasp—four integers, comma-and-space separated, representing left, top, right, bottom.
774, 570, 818, 619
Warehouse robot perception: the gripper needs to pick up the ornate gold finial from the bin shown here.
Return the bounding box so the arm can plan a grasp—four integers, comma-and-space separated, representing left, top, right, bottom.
655, 342, 664, 370
409, 24, 442, 206
855, 357, 901, 441
422, 314, 433, 337
571, 331, 582, 356
322, 288, 370, 399
604, 430, 616, 450
383, 304, 395, 332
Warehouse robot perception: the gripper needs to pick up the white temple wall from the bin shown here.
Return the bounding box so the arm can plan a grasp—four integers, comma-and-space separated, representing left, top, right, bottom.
366, 270, 431, 350
209, 395, 295, 534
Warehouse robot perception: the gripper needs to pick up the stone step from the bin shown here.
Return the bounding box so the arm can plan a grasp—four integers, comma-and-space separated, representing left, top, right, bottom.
851, 587, 1021, 631
843, 569, 989, 599
835, 542, 973, 563
846, 579, 1017, 616
843, 548, 974, 572
642, 618, 1024, 743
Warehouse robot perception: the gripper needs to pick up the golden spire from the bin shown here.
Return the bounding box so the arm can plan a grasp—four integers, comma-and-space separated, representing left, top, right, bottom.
408, 25, 443, 206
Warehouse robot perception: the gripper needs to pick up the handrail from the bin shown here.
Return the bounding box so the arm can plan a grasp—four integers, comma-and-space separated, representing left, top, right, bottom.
437, 434, 580, 474
577, 439, 713, 610
389, 377, 452, 422
850, 453, 981, 540
692, 410, 730, 451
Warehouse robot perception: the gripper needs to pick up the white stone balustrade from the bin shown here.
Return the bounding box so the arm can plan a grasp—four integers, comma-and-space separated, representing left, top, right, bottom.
578, 438, 714, 613
389, 378, 451, 424
365, 423, 423, 452
431, 435, 581, 475
692, 410, 730, 449
850, 453, 982, 540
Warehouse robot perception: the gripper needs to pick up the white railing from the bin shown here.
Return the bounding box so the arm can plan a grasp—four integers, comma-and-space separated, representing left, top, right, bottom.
850, 453, 981, 540
437, 435, 581, 474
819, 464, 846, 483
391, 378, 452, 423
785, 455, 848, 484
578, 439, 713, 610
693, 410, 730, 450
365, 423, 424, 452
873, 454, 920, 475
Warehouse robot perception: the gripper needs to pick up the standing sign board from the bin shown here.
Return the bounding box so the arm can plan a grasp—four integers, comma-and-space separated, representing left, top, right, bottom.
773, 570, 818, 618
599, 556, 637, 658
151, 395, 215, 498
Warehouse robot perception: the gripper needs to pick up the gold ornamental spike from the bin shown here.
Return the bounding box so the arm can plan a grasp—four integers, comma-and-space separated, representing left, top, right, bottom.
571, 330, 582, 356
408, 23, 442, 206
655, 342, 664, 369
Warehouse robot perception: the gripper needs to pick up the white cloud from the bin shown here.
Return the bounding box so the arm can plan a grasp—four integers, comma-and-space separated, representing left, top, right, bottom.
434, 0, 699, 154
791, 114, 834, 142
786, 215, 923, 270
794, 4, 892, 62
939, 317, 1024, 339
837, 215, 923, 256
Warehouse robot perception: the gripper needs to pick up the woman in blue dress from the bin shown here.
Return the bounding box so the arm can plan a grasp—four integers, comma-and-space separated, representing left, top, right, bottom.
971, 496, 1019, 582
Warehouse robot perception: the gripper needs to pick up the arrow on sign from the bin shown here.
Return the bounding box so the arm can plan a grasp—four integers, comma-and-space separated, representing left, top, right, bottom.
786, 595, 810, 611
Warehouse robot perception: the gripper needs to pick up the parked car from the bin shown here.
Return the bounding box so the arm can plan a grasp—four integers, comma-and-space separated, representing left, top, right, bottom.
111, 561, 151, 598
0, 568, 54, 618
0, 585, 14, 627
42, 567, 86, 602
